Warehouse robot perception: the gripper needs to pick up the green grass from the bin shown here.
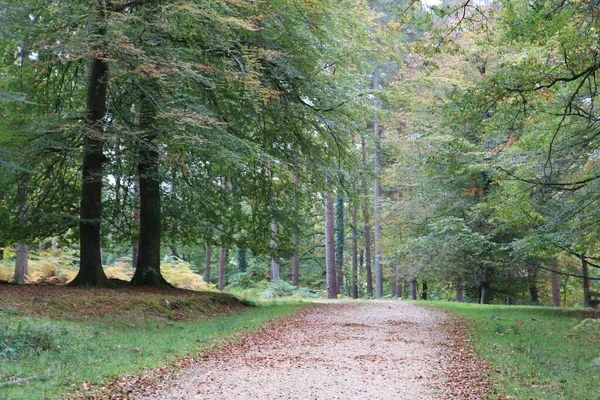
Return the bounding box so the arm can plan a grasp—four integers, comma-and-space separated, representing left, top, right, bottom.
0, 302, 306, 399
430, 302, 600, 399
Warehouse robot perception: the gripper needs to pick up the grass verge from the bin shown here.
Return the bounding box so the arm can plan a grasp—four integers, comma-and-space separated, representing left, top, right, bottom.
430, 302, 600, 399
0, 288, 306, 399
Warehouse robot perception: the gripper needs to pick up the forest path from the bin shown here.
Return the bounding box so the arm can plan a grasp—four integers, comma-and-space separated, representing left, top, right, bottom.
140, 301, 454, 400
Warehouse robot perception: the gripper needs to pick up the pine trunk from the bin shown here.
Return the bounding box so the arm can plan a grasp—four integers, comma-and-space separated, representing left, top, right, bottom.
480, 282, 491, 304
550, 257, 561, 307
237, 247, 247, 273
270, 218, 280, 281
334, 182, 344, 294
351, 207, 358, 299
291, 174, 299, 286
70, 35, 109, 287
373, 66, 383, 299
361, 136, 373, 298
325, 191, 336, 299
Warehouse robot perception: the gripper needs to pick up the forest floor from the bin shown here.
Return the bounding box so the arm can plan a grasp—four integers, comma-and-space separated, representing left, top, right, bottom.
114, 301, 490, 400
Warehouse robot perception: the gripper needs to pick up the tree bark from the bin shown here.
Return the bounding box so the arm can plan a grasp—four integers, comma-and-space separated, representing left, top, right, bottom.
132, 179, 140, 268
410, 279, 417, 300
351, 207, 358, 299
361, 137, 373, 298
204, 244, 211, 283
334, 180, 344, 294
480, 281, 491, 304
325, 191, 336, 299
218, 247, 227, 290
550, 257, 561, 307
70, 29, 109, 287
373, 66, 383, 299
582, 257, 591, 308
237, 247, 247, 273
291, 174, 300, 286
13, 243, 28, 285
528, 266, 539, 303
421, 281, 428, 300
130, 91, 170, 287
455, 278, 463, 302
270, 218, 280, 281
506, 271, 516, 305
169, 245, 180, 259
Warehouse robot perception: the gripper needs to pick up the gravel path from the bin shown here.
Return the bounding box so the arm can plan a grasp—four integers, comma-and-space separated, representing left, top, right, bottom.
143, 301, 452, 400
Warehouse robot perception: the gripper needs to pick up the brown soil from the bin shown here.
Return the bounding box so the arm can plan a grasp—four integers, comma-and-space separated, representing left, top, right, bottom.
0, 284, 244, 321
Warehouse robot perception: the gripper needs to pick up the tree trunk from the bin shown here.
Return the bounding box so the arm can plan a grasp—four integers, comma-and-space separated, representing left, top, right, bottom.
582, 257, 591, 308
550, 257, 561, 307
130, 91, 170, 287
218, 247, 227, 290
361, 136, 373, 298
204, 244, 211, 283
13, 243, 28, 285
506, 271, 516, 305
39, 241, 46, 251
237, 247, 247, 273
169, 245, 180, 259
132, 179, 140, 268
480, 281, 491, 304
455, 278, 463, 302
410, 279, 417, 300
325, 191, 337, 299
291, 173, 300, 286
421, 281, 428, 300
334, 181, 344, 295
373, 66, 383, 299
528, 266, 539, 303
270, 218, 280, 281
70, 39, 109, 287
351, 207, 358, 299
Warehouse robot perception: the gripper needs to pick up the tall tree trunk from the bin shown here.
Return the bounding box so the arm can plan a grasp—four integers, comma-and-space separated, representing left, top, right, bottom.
421, 281, 428, 300
361, 137, 373, 298
70, 28, 109, 287
291, 174, 300, 286
550, 257, 561, 307
130, 91, 170, 287
132, 179, 140, 268
582, 256, 591, 308
410, 279, 417, 300
480, 281, 491, 304
325, 191, 337, 299
455, 278, 463, 302
351, 207, 358, 299
334, 179, 344, 295
14, 243, 28, 285
270, 218, 280, 281
506, 271, 516, 305
237, 247, 247, 273
13, 176, 29, 285
528, 266, 539, 303
204, 244, 211, 283
218, 247, 227, 290
373, 66, 383, 299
